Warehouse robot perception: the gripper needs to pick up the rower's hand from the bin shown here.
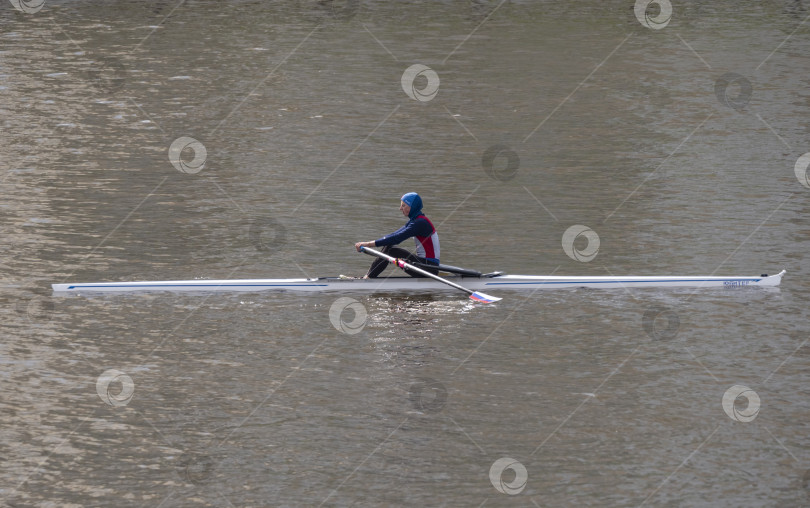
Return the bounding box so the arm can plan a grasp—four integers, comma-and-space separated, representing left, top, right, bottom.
354, 242, 365, 252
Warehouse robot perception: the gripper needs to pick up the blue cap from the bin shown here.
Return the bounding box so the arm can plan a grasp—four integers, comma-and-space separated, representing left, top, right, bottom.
401, 192, 423, 220
401, 192, 419, 207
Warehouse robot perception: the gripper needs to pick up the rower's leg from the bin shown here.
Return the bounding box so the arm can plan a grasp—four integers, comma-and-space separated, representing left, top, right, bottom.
365, 246, 398, 278
365, 246, 411, 278
365, 256, 388, 278
406, 257, 439, 277
365, 246, 439, 278
393, 248, 439, 278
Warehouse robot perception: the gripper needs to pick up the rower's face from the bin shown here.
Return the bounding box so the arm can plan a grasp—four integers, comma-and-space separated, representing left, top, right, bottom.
400, 201, 410, 216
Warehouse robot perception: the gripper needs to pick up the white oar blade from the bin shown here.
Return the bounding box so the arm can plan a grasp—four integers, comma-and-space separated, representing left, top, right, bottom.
469, 291, 501, 303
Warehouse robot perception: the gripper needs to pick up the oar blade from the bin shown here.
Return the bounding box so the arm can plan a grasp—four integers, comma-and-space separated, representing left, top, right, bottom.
469, 291, 501, 303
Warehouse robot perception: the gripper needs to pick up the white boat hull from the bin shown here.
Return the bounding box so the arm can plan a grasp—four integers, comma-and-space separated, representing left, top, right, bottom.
52, 270, 785, 293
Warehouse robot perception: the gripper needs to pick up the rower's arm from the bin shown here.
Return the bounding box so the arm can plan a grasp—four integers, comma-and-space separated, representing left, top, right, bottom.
356, 221, 416, 252
374, 222, 415, 247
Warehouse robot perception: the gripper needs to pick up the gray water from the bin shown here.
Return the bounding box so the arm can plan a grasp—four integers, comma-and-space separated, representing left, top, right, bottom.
2, 1, 810, 506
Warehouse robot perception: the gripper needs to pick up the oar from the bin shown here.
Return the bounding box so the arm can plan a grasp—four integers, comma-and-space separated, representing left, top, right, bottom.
360, 246, 501, 303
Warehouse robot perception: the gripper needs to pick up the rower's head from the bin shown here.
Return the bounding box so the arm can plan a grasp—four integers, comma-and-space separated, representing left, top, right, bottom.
400, 192, 422, 219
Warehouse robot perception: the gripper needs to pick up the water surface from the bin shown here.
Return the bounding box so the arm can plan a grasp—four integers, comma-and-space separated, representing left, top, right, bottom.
2, 1, 809, 506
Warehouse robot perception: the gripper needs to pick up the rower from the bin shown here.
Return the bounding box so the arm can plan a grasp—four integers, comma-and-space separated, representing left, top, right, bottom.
354, 192, 440, 278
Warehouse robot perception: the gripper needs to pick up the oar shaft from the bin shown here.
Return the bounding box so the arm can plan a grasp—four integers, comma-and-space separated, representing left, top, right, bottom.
360, 246, 472, 295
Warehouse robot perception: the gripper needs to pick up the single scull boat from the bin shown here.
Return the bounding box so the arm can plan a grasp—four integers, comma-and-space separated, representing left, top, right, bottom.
52, 270, 786, 293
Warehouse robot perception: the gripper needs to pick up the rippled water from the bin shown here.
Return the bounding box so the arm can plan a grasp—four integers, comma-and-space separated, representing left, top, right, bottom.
2, 1, 810, 506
